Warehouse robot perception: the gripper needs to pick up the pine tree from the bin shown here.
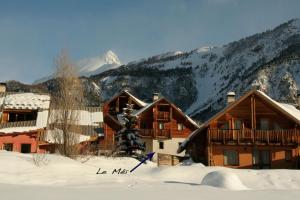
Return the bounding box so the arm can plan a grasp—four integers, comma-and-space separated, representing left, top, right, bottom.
115, 103, 145, 157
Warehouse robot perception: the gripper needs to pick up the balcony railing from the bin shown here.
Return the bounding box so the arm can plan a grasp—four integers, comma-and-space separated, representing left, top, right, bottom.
0, 120, 37, 129
157, 112, 170, 121
155, 129, 171, 138
139, 129, 154, 138
139, 129, 171, 139
208, 129, 300, 145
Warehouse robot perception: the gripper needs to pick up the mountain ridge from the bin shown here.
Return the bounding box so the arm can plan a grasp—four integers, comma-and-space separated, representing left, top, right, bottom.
5, 18, 300, 122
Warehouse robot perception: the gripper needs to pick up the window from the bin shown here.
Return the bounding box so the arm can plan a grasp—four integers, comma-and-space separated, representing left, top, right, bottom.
219, 121, 229, 130
261, 150, 270, 168
21, 144, 31, 153
273, 123, 281, 130
234, 120, 242, 130
159, 141, 164, 149
3, 143, 13, 151
224, 150, 239, 166
260, 119, 269, 130
158, 122, 164, 130
177, 123, 184, 131
285, 150, 292, 161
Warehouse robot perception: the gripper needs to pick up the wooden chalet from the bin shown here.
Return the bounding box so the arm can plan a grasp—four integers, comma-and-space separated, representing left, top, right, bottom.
102, 90, 199, 162
178, 89, 300, 169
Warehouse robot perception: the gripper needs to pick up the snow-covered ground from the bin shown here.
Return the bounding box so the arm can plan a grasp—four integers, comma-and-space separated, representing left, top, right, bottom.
1, 151, 300, 200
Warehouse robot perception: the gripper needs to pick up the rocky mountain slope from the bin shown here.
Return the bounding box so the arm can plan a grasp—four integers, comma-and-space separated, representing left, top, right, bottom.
6, 19, 300, 122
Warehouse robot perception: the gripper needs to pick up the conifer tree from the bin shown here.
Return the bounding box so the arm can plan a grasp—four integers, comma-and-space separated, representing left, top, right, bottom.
115, 103, 145, 156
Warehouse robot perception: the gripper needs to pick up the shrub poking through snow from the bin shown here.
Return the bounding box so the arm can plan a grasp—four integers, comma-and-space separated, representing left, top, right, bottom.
115, 103, 145, 158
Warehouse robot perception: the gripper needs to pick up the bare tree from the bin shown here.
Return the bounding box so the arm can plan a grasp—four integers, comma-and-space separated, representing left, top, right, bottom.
49, 50, 85, 159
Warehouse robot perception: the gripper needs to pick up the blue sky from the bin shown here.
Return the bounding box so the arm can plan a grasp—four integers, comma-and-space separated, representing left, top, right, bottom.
0, 0, 300, 83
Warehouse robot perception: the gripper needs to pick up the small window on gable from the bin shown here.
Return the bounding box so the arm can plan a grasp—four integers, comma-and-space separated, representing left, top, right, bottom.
234, 120, 242, 130
273, 122, 281, 130
220, 121, 229, 130
159, 122, 164, 130
260, 119, 269, 130
177, 123, 184, 131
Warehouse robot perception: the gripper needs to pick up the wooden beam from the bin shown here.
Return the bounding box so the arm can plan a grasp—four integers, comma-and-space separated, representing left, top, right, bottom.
253, 96, 256, 129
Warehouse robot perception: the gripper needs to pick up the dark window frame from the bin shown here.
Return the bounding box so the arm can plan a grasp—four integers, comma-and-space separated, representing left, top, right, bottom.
223, 150, 239, 166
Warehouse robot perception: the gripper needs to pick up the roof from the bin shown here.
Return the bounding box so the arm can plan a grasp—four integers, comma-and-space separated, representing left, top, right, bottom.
48, 108, 103, 126
256, 90, 300, 122
133, 97, 200, 129
177, 89, 300, 153
1, 93, 50, 110
105, 90, 148, 108
123, 90, 148, 107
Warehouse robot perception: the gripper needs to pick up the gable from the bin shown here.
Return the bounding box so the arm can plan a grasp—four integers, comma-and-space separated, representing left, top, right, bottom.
104, 90, 146, 113
206, 90, 300, 129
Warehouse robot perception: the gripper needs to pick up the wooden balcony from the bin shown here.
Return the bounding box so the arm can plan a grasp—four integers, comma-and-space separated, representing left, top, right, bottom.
155, 129, 171, 139
139, 129, 154, 138
157, 112, 170, 121
139, 129, 171, 139
208, 129, 300, 145
0, 120, 37, 129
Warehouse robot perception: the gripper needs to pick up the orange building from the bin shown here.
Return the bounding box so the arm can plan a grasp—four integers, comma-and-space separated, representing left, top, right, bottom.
102, 90, 199, 161
178, 89, 300, 169
0, 90, 51, 153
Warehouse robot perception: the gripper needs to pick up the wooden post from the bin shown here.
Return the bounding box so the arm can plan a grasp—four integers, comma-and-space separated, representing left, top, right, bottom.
207, 129, 211, 166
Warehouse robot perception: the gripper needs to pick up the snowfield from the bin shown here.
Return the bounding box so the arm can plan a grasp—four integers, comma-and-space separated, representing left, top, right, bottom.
1, 151, 300, 200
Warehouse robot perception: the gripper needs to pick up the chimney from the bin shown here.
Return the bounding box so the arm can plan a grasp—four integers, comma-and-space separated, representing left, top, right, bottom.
227, 91, 236, 104
297, 90, 300, 108
0, 83, 6, 93
153, 93, 159, 102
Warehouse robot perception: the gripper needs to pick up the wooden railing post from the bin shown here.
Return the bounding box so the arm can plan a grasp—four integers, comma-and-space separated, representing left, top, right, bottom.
281, 130, 284, 145
237, 130, 240, 145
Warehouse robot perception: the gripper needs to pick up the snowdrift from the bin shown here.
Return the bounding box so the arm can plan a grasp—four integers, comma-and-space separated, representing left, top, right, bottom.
201, 171, 248, 190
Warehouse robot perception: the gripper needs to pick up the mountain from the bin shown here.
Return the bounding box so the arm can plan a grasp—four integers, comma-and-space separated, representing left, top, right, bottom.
34, 50, 121, 84
7, 19, 300, 122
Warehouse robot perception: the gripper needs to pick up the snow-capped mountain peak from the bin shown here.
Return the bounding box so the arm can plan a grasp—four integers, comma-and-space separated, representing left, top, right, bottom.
34, 50, 121, 84
77, 50, 121, 75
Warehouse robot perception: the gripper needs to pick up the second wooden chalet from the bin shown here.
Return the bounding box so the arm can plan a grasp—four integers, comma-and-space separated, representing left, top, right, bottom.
102, 90, 199, 162
178, 89, 300, 169
0, 89, 51, 153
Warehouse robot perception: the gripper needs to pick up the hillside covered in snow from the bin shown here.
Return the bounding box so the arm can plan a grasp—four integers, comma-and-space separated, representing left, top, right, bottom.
6, 19, 300, 122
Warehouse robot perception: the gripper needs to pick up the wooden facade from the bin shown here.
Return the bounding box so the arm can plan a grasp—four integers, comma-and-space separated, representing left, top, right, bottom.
182, 89, 300, 169
102, 90, 199, 160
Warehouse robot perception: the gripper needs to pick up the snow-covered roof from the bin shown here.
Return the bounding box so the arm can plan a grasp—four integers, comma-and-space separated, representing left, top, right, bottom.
123, 90, 148, 107
48, 109, 103, 126
256, 90, 300, 122
45, 129, 91, 144
2, 93, 50, 110
133, 98, 199, 128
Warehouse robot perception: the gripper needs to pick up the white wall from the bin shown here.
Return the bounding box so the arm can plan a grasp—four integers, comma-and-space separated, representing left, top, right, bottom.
142, 138, 186, 161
